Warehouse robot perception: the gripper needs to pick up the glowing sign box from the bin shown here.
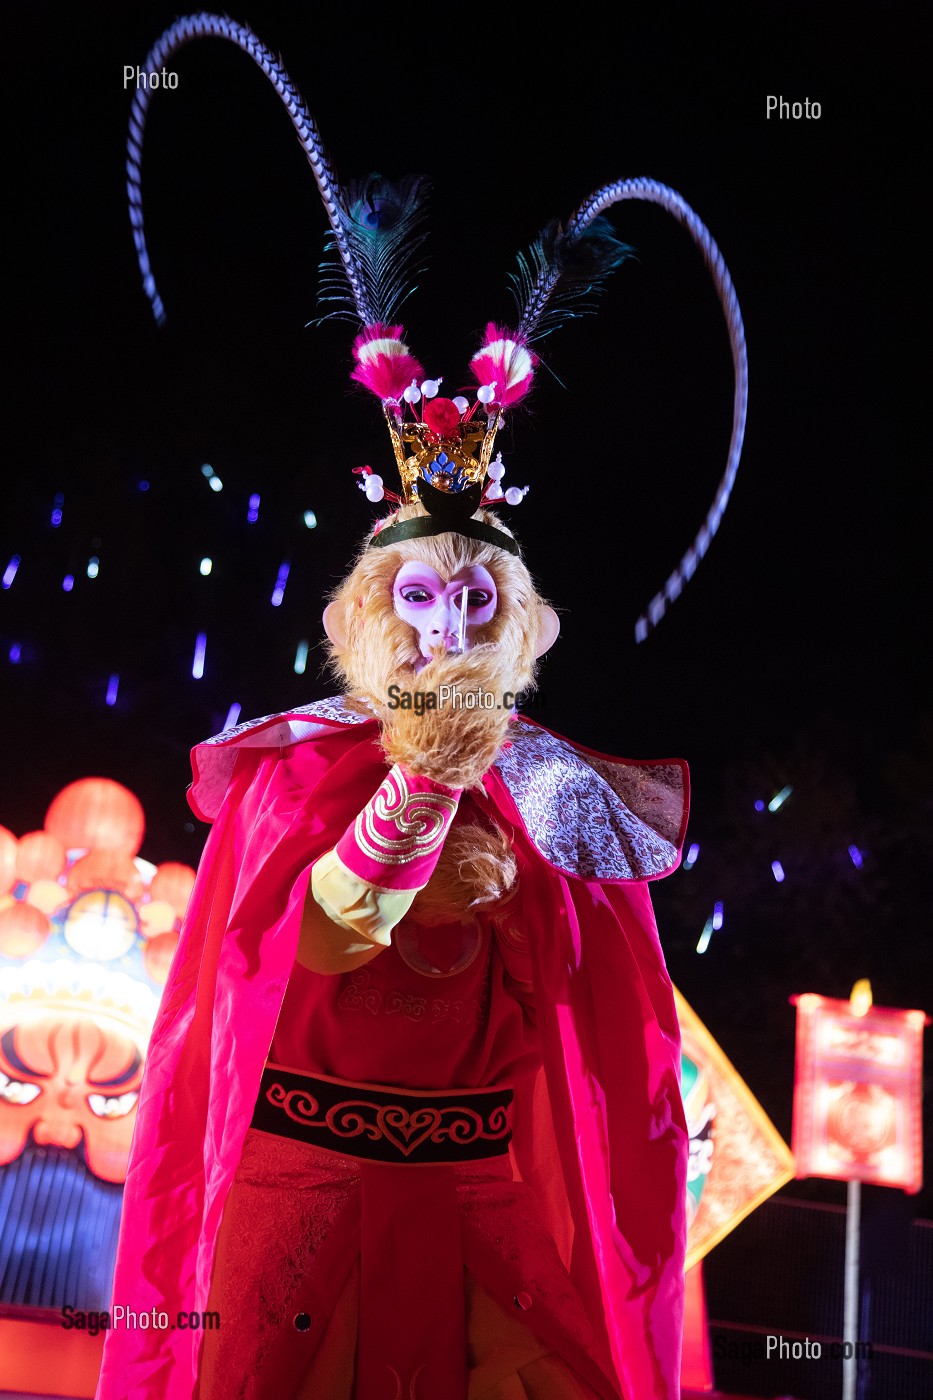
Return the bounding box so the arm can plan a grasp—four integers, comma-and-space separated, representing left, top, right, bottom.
791, 993, 927, 1193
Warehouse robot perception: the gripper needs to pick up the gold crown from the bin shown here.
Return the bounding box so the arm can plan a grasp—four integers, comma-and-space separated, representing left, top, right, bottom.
384, 407, 502, 504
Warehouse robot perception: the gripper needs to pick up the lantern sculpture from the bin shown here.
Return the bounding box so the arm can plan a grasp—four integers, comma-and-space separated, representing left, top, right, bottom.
0, 779, 196, 1312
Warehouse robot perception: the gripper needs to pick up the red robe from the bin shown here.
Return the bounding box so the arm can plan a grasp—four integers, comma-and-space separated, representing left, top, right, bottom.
96, 701, 689, 1399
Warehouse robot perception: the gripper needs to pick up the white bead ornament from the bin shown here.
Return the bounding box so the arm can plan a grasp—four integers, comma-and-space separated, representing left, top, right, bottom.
452, 396, 469, 414
365, 475, 385, 502
476, 384, 496, 405
484, 483, 504, 501
487, 453, 505, 481
505, 486, 528, 506
403, 380, 421, 404
421, 378, 441, 398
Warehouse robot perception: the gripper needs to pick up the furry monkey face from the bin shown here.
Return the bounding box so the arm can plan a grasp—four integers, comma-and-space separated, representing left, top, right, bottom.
393, 561, 498, 667
324, 503, 558, 707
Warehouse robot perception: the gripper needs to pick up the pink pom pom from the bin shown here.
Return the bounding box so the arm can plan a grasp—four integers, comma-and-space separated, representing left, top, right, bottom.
351, 324, 424, 402
422, 398, 461, 436
470, 323, 537, 407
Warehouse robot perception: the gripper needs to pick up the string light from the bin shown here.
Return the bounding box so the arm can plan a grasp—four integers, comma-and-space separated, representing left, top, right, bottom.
62, 574, 74, 592
106, 674, 120, 706
138, 480, 150, 492
683, 842, 700, 870
712, 901, 724, 930
192, 632, 207, 680
199, 557, 213, 576
768, 785, 793, 812
51, 493, 64, 527
771, 860, 785, 883
2, 556, 21, 589
303, 510, 317, 529
9, 643, 21, 664
223, 702, 241, 730
247, 493, 260, 523
87, 557, 100, 579
754, 799, 765, 812
209, 476, 224, 492
294, 640, 309, 675
696, 918, 714, 954
201, 464, 214, 478
271, 562, 290, 607
848, 845, 864, 870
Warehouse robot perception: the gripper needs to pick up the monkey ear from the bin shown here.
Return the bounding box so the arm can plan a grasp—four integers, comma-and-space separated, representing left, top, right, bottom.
534, 605, 560, 658
322, 601, 347, 650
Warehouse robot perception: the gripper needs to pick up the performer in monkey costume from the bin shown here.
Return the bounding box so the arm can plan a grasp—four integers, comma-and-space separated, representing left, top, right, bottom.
97, 16, 747, 1400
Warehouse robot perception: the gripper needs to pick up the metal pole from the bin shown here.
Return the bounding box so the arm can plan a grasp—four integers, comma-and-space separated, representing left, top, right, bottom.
843, 1178, 861, 1400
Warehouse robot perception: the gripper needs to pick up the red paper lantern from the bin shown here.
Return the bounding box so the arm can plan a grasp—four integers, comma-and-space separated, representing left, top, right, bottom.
14, 830, 67, 884
0, 826, 17, 897
150, 862, 197, 918
0, 902, 51, 958
66, 850, 144, 903
23, 879, 69, 917
45, 778, 145, 856
144, 930, 180, 985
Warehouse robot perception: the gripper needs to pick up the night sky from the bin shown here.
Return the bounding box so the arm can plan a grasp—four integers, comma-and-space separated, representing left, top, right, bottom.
4, 6, 929, 1215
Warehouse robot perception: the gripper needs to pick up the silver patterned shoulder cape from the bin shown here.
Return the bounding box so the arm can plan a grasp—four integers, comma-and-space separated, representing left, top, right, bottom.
188, 697, 689, 883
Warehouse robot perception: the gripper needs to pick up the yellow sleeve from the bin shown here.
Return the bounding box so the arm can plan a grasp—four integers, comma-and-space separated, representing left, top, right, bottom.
296, 848, 419, 975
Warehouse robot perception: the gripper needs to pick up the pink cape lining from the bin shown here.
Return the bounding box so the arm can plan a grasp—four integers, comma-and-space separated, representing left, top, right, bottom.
96, 714, 687, 1399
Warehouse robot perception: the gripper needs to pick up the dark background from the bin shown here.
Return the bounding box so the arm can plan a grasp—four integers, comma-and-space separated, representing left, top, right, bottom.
3, 1, 929, 1226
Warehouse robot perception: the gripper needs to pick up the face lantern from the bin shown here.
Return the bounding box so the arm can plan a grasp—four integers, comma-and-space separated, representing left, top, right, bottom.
0, 1012, 143, 1184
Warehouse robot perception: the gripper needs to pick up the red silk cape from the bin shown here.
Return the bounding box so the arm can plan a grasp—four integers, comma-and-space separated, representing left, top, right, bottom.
95, 712, 688, 1399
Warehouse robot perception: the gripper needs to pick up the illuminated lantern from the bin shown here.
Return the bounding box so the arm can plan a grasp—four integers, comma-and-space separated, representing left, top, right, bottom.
23, 879, 69, 917
675, 988, 795, 1270
0, 902, 51, 958
140, 900, 177, 937
150, 862, 196, 918
144, 930, 180, 985
14, 831, 67, 884
791, 987, 929, 1192
62, 891, 139, 961
0, 826, 17, 897
67, 850, 144, 903
44, 778, 145, 857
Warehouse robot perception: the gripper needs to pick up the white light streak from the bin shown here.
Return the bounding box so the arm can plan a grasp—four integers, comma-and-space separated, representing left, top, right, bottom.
199, 557, 213, 576
294, 640, 309, 675
223, 702, 241, 730
2, 556, 21, 589
768, 785, 793, 812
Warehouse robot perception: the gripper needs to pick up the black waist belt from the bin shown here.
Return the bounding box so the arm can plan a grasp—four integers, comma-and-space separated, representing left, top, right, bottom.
251, 1062, 513, 1164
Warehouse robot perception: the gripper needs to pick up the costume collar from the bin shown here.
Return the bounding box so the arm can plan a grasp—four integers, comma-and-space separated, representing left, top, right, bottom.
189, 697, 688, 882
